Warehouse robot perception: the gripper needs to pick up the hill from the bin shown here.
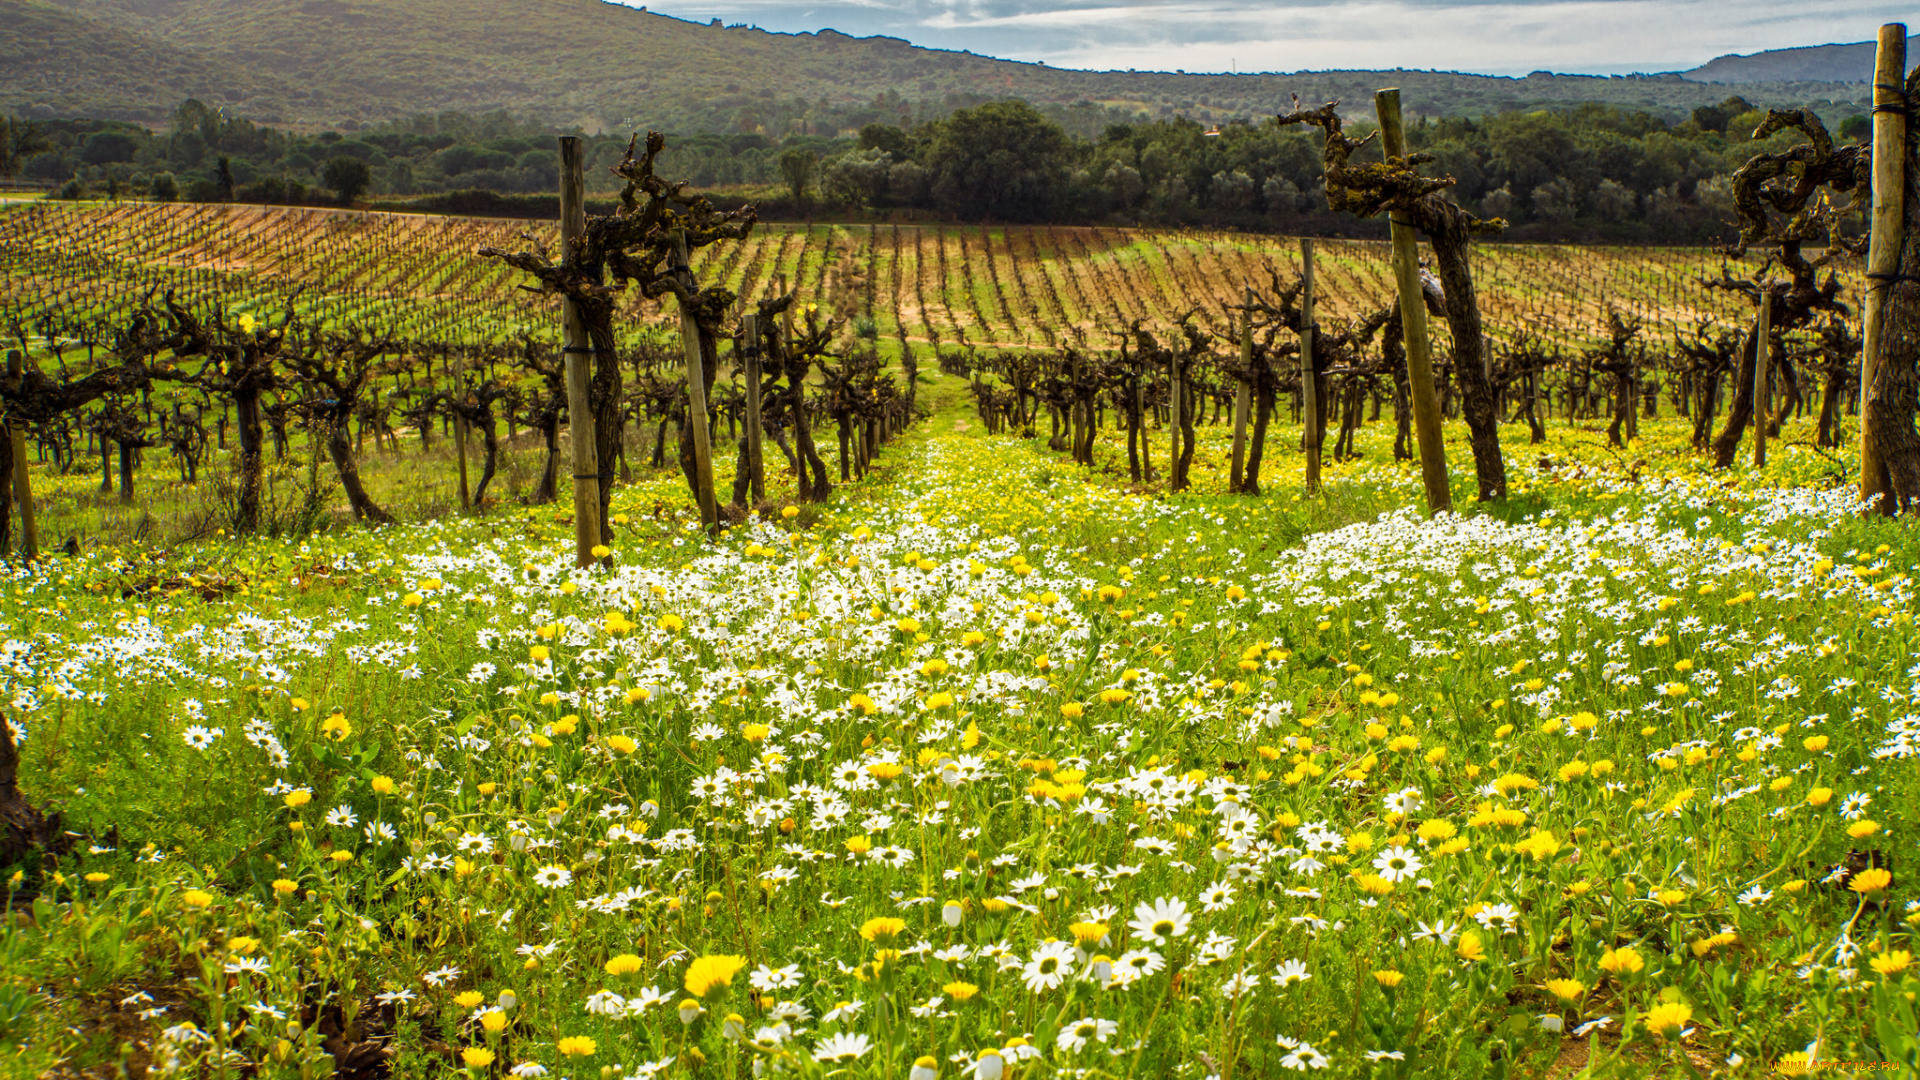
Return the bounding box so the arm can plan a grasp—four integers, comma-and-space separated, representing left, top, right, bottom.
2, 0, 1876, 131
1683, 37, 1913, 84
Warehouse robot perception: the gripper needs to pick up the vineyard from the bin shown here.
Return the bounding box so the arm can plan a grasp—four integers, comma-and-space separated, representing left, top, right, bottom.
0, 103, 1915, 1080
0, 202, 1829, 354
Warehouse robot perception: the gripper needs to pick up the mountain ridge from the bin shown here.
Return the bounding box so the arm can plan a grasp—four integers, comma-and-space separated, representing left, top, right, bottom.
0, 0, 1875, 131
1682, 37, 1910, 84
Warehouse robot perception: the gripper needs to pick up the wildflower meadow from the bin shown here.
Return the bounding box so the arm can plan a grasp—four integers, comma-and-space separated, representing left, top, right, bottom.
2, 406, 1916, 1080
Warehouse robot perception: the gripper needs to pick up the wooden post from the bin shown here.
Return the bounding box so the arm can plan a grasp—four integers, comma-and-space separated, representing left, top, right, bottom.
453, 355, 470, 510
559, 135, 601, 567
1136, 372, 1150, 481
1301, 238, 1322, 494
7, 351, 35, 560
1167, 348, 1180, 488
1753, 288, 1771, 468
1230, 296, 1250, 492
1375, 89, 1452, 514
742, 310, 765, 506
1862, 24, 1906, 512
671, 229, 719, 534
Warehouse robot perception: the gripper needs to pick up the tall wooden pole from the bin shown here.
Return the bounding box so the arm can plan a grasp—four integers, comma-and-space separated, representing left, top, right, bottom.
1167, 347, 1181, 489
1375, 89, 1452, 514
1752, 288, 1771, 468
1862, 25, 1906, 512
1230, 296, 1250, 492
671, 229, 719, 534
742, 310, 765, 506
1300, 238, 1322, 495
6, 351, 35, 560
453, 356, 470, 510
559, 135, 601, 567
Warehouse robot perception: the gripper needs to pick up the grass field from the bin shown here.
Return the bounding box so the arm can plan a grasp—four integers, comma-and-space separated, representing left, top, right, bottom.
1, 198, 1915, 1080
2, 376, 1916, 1078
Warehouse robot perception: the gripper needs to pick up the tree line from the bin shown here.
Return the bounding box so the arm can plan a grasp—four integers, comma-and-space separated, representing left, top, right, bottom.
0, 94, 1872, 243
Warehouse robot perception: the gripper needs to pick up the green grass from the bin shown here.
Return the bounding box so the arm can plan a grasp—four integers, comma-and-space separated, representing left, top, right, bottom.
1, 386, 1915, 1078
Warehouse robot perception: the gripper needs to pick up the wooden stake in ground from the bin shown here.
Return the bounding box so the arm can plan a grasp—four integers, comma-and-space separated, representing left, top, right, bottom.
742, 311, 766, 506
1300, 238, 1322, 495
1862, 24, 1907, 512
1230, 298, 1250, 492
1167, 347, 1181, 490
454, 355, 471, 510
671, 229, 719, 533
1753, 288, 1772, 468
558, 135, 602, 567
6, 351, 35, 560
1375, 89, 1452, 513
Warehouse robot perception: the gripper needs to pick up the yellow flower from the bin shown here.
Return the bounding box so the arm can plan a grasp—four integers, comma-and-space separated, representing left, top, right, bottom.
590, 544, 612, 559
1060, 702, 1084, 719
684, 955, 747, 998
556, 1036, 597, 1058
606, 735, 637, 754
860, 917, 907, 942
739, 723, 769, 743
657, 614, 684, 632
1848, 867, 1892, 895
320, 711, 351, 741
1869, 950, 1912, 976
402, 592, 424, 607
1807, 787, 1834, 807
461, 1047, 495, 1069
272, 878, 298, 895
84, 872, 110, 883
1068, 921, 1109, 945
1372, 969, 1404, 987
1544, 978, 1583, 1001
1802, 734, 1829, 752
943, 981, 979, 1001
1599, 947, 1644, 975
1513, 830, 1561, 862
605, 953, 644, 975
370, 776, 396, 794
1642, 1001, 1691, 1038
1455, 931, 1485, 963
479, 1010, 507, 1033
1848, 819, 1881, 839
867, 761, 904, 780
284, 789, 312, 808
182, 889, 214, 909
1656, 889, 1687, 907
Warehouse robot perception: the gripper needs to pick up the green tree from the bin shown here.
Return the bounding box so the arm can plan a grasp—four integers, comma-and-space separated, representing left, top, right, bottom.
0, 116, 47, 177
778, 147, 817, 202
924, 100, 1070, 221
322, 156, 372, 205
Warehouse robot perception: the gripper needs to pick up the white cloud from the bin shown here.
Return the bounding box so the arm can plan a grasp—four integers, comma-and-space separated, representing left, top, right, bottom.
621, 0, 1908, 76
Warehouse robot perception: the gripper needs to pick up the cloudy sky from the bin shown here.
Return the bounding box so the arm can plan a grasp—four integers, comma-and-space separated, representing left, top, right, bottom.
619, 0, 1905, 76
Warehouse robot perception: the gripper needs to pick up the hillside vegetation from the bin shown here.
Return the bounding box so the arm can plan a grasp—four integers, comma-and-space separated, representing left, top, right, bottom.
1, 0, 1875, 131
